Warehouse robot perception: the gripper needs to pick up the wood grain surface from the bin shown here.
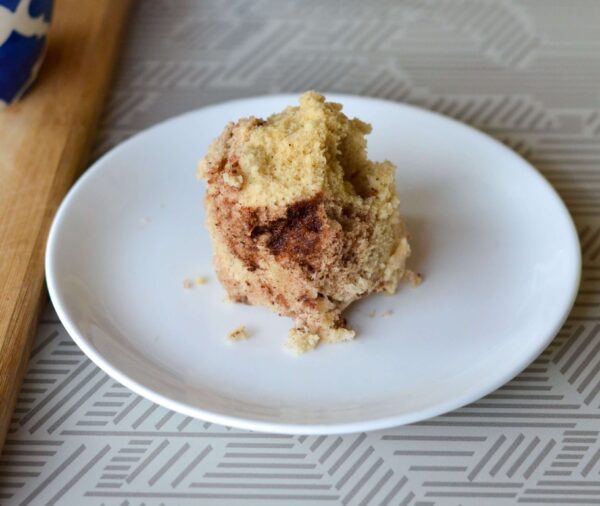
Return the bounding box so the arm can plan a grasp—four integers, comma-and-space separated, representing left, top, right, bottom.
0, 0, 132, 451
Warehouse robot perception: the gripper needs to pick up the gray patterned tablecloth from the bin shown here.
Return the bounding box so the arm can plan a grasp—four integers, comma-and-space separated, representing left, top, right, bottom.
2, 1, 600, 504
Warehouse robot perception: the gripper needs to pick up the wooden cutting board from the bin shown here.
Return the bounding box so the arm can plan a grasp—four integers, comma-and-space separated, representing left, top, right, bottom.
0, 0, 132, 451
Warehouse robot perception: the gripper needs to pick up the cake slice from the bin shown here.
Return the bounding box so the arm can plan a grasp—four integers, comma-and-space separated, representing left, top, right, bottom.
198, 92, 414, 352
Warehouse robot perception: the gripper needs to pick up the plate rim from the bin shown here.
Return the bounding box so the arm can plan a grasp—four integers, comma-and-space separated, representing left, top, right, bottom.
45, 93, 582, 434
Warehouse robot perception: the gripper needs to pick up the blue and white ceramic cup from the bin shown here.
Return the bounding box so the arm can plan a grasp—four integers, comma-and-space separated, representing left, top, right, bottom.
0, 0, 53, 108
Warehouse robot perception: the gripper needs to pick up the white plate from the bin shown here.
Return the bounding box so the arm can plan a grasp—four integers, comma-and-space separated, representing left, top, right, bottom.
46, 94, 581, 435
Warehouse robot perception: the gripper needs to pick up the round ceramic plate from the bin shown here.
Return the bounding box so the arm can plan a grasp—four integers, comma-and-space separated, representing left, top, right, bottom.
46, 94, 581, 434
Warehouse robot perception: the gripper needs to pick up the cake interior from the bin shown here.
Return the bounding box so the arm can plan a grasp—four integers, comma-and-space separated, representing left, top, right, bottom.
199, 92, 414, 352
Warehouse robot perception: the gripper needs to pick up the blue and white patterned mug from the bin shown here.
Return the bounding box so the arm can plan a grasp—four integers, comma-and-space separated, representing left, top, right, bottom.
0, 0, 53, 108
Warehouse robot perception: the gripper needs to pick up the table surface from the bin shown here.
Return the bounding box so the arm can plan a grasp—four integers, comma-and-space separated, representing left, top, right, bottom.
2, 1, 600, 504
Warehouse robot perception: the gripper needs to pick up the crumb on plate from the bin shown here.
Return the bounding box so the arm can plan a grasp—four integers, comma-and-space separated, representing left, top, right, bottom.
381, 310, 394, 317
407, 270, 423, 287
195, 275, 207, 286
286, 328, 320, 354
182, 278, 194, 289
227, 326, 249, 342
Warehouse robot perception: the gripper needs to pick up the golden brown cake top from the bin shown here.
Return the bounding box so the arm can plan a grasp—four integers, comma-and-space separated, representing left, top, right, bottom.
198, 91, 398, 213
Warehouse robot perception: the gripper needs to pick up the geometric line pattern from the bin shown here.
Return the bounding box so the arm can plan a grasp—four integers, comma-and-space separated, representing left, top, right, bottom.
2, 0, 600, 504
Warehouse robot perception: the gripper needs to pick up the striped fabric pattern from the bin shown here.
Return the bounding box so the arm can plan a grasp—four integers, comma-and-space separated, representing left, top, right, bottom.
2, 1, 600, 504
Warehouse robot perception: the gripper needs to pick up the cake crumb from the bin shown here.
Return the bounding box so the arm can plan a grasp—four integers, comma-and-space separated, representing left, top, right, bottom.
319, 326, 355, 343
286, 328, 320, 354
195, 161, 204, 180
195, 276, 207, 286
223, 172, 244, 189
407, 270, 422, 287
182, 278, 194, 289
227, 326, 249, 342
381, 310, 394, 317
368, 310, 377, 318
